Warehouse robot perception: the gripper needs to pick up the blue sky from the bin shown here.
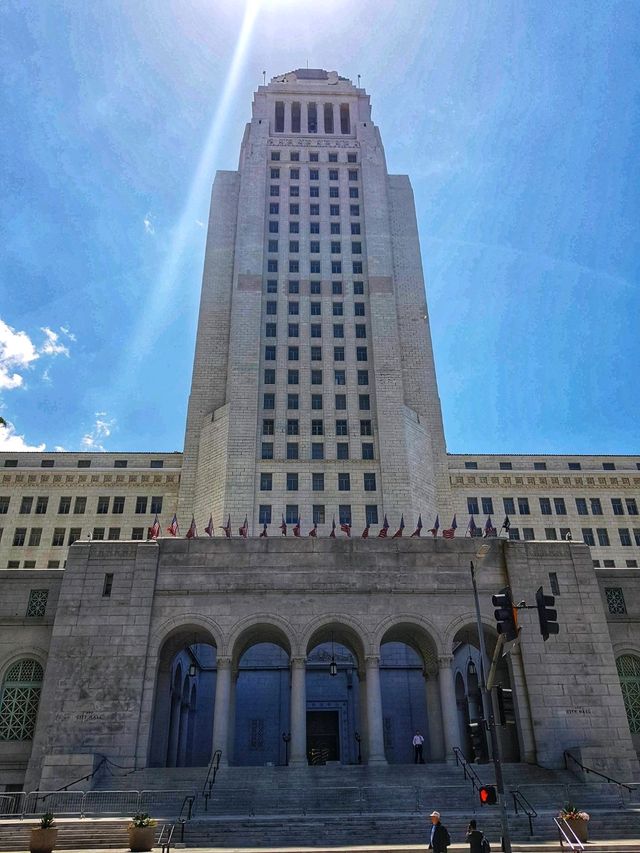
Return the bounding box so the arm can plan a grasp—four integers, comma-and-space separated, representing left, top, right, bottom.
0, 0, 638, 455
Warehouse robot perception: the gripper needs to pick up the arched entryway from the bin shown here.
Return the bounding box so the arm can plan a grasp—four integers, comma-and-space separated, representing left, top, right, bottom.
148, 626, 218, 767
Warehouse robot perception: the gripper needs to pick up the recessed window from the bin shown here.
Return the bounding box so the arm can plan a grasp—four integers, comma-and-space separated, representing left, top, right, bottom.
464, 461, 478, 470
312, 443, 324, 460
0, 497, 10, 514
52, 527, 65, 546
131, 527, 144, 540
503, 498, 515, 515
4, 460, 17, 468
481, 497, 493, 515
287, 395, 299, 411
467, 497, 479, 515
612, 498, 624, 516
264, 368, 276, 384
288, 370, 299, 385
500, 462, 513, 470
311, 346, 322, 361
26, 589, 48, 617
554, 498, 567, 515
545, 528, 557, 541
534, 462, 547, 470
135, 496, 148, 514
620, 528, 632, 546
311, 369, 323, 385
582, 528, 595, 546
13, 528, 26, 546
338, 472, 350, 490
362, 443, 374, 460
591, 498, 603, 515
335, 394, 346, 410
336, 419, 348, 436
40, 459, 54, 468
92, 527, 105, 540
603, 462, 616, 470
28, 528, 42, 547
68, 527, 81, 545
150, 496, 163, 514
626, 499, 639, 515
35, 496, 48, 515
312, 473, 324, 491
150, 459, 164, 469
260, 473, 272, 491
518, 497, 530, 515
77, 460, 91, 468
263, 419, 274, 436
575, 498, 588, 515
259, 505, 272, 524
263, 393, 275, 410
19, 497, 33, 515
286, 472, 298, 491
364, 473, 376, 492
605, 587, 626, 614
102, 573, 114, 597
286, 443, 299, 460
597, 528, 610, 546
359, 394, 370, 410
261, 443, 273, 460
97, 496, 110, 514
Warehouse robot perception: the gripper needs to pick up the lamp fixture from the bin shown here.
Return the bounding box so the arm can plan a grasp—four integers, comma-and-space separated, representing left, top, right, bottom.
329, 631, 338, 677
188, 636, 197, 678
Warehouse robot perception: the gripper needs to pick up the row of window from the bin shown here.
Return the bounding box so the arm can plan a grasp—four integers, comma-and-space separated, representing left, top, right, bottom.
0, 495, 163, 516
266, 301, 366, 317
466, 496, 638, 517
2, 458, 166, 469
268, 203, 360, 219
6, 561, 62, 569
463, 460, 638, 471
267, 259, 363, 275
269, 221, 361, 235
258, 504, 376, 526
265, 280, 365, 295
264, 389, 371, 407
269, 167, 359, 181
260, 443, 374, 461
268, 240, 362, 254
270, 151, 358, 164
265, 324, 367, 340
273, 102, 351, 135
3, 525, 150, 547
506, 525, 640, 547
264, 348, 369, 366
270, 185, 360, 201
259, 471, 376, 491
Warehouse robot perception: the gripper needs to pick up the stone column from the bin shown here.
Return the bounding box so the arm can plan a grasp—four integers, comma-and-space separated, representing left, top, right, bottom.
289, 657, 307, 767
358, 672, 369, 763
425, 670, 445, 761
365, 655, 387, 764
212, 656, 232, 766
284, 100, 292, 134
438, 655, 458, 764
227, 668, 238, 764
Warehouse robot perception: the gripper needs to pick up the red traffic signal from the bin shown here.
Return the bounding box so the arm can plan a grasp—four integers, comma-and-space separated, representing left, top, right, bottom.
479, 785, 497, 805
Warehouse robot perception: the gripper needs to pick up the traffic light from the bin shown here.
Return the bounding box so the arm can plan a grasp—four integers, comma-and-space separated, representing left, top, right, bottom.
536, 586, 559, 641
479, 785, 497, 805
492, 587, 519, 642
496, 686, 513, 726
468, 720, 485, 761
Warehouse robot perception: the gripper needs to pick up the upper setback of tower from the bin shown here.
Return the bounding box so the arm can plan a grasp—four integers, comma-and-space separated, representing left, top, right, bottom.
180, 69, 450, 529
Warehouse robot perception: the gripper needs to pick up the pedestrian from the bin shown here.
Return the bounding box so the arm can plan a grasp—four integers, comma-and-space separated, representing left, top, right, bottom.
428, 810, 451, 852
466, 819, 490, 852
413, 730, 425, 764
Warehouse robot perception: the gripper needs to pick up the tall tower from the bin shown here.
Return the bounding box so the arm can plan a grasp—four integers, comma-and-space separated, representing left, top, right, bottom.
179, 69, 450, 533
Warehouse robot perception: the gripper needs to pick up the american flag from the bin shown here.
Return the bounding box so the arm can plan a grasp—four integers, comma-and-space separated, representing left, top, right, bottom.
149, 514, 161, 539
220, 515, 231, 538
468, 515, 477, 536
204, 514, 214, 537
259, 522, 268, 538
186, 516, 197, 539
484, 515, 497, 537
392, 515, 405, 538
410, 515, 423, 538
340, 521, 351, 537
362, 523, 370, 539
167, 514, 179, 537
330, 517, 336, 538
280, 514, 287, 536
293, 517, 301, 537
378, 514, 390, 538
442, 515, 457, 539
428, 515, 440, 537
239, 515, 248, 538
309, 522, 317, 537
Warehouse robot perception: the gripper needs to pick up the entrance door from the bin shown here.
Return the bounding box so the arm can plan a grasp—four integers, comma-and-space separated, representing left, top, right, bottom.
307, 710, 340, 764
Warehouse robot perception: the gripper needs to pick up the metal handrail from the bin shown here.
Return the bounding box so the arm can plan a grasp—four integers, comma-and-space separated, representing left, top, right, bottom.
564, 751, 632, 793
202, 749, 222, 811
453, 746, 484, 794
511, 789, 537, 835
57, 755, 107, 791
158, 822, 175, 853
554, 816, 585, 851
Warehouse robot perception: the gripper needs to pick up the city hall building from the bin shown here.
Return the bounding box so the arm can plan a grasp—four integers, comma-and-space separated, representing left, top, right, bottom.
1, 70, 640, 794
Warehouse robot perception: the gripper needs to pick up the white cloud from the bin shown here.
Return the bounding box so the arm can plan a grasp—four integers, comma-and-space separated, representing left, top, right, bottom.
143, 213, 155, 235
0, 318, 39, 389
59, 326, 76, 342
81, 411, 116, 452
40, 327, 70, 358
195, 219, 206, 229
0, 419, 45, 452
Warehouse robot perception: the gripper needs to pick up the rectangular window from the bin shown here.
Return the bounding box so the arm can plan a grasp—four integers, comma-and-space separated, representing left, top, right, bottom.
352, 261, 363, 274
503, 497, 515, 515
534, 461, 547, 470
289, 186, 299, 197
355, 324, 366, 339
269, 186, 279, 198
467, 497, 479, 515
338, 472, 350, 491
340, 103, 350, 134
311, 394, 323, 410
312, 442, 324, 460
287, 472, 298, 491
597, 528, 610, 546
620, 528, 632, 546
286, 442, 299, 460
366, 505, 379, 525
310, 240, 320, 253
559, 527, 571, 541
289, 221, 299, 234
290, 151, 299, 161
603, 462, 616, 470
288, 370, 299, 385
539, 497, 552, 515
364, 473, 376, 492
20, 497, 33, 514
269, 203, 279, 214
554, 498, 567, 515
259, 505, 272, 524
360, 420, 372, 436
605, 587, 626, 614
287, 418, 299, 435
313, 504, 325, 524
582, 528, 595, 546
356, 346, 368, 361
481, 497, 493, 515
575, 498, 588, 515
270, 168, 280, 179
264, 368, 276, 384
329, 186, 340, 198
92, 527, 105, 540
286, 504, 299, 525
308, 101, 317, 133
68, 527, 81, 545
266, 322, 277, 337
26, 589, 48, 617
28, 528, 42, 547
339, 504, 352, 525
310, 204, 320, 215
269, 220, 279, 233
500, 462, 513, 470
349, 187, 359, 199
288, 346, 299, 360
102, 573, 114, 597
263, 393, 275, 409
333, 324, 344, 338
41, 459, 54, 467
310, 221, 320, 235
518, 497, 530, 515
331, 222, 341, 235
12, 527, 26, 546
97, 496, 110, 514
267, 279, 277, 293
290, 167, 299, 180
359, 394, 370, 410
310, 260, 321, 274
312, 473, 324, 491
350, 205, 360, 216
331, 241, 341, 254
612, 498, 624, 515
545, 528, 557, 541
289, 240, 299, 253
569, 461, 582, 469
310, 323, 321, 338
287, 394, 299, 411
523, 528, 535, 540
288, 260, 299, 273
464, 462, 478, 470
626, 499, 639, 515
260, 473, 272, 491
348, 153, 357, 163
288, 323, 299, 337
335, 370, 346, 385
35, 496, 48, 515
509, 528, 520, 540
263, 419, 274, 436
591, 498, 603, 515
335, 394, 346, 410
261, 442, 273, 460
275, 102, 284, 132
52, 527, 65, 546
311, 369, 323, 385
311, 302, 321, 316
311, 346, 322, 361
0, 497, 9, 514
337, 443, 349, 460
311, 419, 324, 435
330, 204, 340, 216
357, 370, 369, 386
336, 419, 348, 436
353, 281, 364, 294
549, 572, 560, 595
329, 169, 339, 181
362, 443, 374, 460
331, 261, 342, 274
290, 203, 300, 215
132, 527, 144, 540
288, 279, 298, 293
309, 168, 319, 181
354, 302, 365, 316
150, 496, 163, 514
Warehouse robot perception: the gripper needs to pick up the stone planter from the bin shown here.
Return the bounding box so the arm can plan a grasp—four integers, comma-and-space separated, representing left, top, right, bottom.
29, 827, 58, 853
128, 824, 156, 852
565, 818, 588, 843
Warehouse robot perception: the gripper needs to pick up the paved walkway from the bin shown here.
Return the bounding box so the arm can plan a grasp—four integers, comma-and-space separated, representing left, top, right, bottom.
7, 843, 640, 853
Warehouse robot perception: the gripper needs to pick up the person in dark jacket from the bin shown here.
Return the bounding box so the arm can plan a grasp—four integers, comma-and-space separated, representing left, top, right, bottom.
466, 819, 485, 852
428, 811, 451, 852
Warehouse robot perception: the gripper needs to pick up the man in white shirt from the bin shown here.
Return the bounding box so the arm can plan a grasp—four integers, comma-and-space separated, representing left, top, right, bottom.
413, 730, 425, 763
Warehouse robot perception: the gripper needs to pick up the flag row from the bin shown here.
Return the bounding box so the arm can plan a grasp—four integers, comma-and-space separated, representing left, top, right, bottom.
147, 513, 512, 540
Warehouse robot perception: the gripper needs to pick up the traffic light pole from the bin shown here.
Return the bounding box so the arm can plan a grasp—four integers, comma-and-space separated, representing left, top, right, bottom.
470, 560, 512, 853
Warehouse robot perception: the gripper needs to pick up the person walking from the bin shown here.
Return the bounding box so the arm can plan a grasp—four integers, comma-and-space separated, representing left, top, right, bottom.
413, 730, 425, 763
428, 810, 451, 852
466, 819, 489, 852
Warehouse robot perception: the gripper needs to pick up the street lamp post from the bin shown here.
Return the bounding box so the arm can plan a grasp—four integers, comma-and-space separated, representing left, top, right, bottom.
354, 731, 362, 764
470, 549, 512, 853
282, 732, 291, 766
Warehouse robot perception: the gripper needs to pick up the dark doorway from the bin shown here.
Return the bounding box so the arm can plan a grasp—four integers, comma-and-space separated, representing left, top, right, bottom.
307, 710, 340, 764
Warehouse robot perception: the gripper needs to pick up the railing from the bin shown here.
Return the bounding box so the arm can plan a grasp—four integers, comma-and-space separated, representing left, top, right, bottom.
511, 789, 537, 835
158, 822, 175, 853
201, 749, 222, 812
0, 792, 25, 818
555, 816, 585, 851
57, 755, 108, 791
1, 789, 196, 820
453, 746, 484, 796
174, 795, 196, 844
564, 750, 632, 805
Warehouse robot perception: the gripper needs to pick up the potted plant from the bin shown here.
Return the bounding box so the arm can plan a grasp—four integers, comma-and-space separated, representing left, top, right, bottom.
559, 802, 590, 843
128, 813, 157, 852
30, 813, 58, 853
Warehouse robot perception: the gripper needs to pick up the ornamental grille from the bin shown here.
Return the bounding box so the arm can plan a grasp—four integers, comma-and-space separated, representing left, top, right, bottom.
605, 587, 627, 615
617, 655, 640, 733
249, 718, 264, 750
0, 659, 43, 741
26, 589, 48, 618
